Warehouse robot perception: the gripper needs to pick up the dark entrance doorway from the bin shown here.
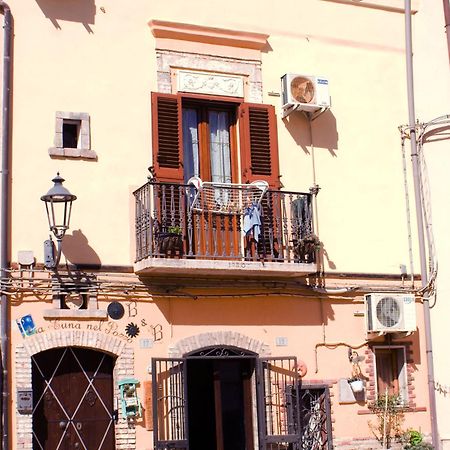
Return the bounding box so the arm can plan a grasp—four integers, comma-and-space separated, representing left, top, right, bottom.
32, 347, 116, 450
186, 358, 255, 450
153, 350, 336, 450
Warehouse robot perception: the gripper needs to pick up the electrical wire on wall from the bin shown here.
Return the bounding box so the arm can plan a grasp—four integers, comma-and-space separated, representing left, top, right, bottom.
398, 116, 450, 306
417, 116, 450, 306
314, 340, 369, 374
0, 268, 417, 301
399, 131, 415, 285
401, 116, 450, 302
307, 116, 321, 238
303, 110, 325, 283
417, 130, 436, 277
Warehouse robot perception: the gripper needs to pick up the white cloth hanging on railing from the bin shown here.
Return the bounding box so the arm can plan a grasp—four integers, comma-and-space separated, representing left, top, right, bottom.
243, 203, 262, 242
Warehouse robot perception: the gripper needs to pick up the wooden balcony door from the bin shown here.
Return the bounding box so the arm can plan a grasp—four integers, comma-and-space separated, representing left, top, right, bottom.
151, 94, 281, 261
183, 103, 240, 258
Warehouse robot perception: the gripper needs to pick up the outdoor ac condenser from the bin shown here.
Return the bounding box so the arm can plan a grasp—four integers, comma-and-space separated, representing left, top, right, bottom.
365, 293, 416, 334
281, 73, 330, 112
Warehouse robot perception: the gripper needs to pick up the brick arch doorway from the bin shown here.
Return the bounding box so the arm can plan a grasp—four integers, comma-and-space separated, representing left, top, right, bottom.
153, 345, 304, 450
15, 330, 136, 450
32, 346, 115, 450
186, 346, 257, 450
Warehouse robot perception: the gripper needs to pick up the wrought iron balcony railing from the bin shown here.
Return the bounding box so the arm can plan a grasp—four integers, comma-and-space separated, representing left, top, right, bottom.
134, 181, 316, 265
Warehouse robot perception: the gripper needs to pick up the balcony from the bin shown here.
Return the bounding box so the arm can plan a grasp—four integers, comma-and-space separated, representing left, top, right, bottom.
134, 181, 317, 278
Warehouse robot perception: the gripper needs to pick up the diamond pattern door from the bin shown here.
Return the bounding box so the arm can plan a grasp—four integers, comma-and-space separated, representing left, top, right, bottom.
32, 347, 115, 450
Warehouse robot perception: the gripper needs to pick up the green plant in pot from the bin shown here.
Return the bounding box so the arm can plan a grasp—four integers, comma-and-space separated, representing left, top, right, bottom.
167, 226, 182, 235
401, 429, 433, 449
158, 225, 183, 255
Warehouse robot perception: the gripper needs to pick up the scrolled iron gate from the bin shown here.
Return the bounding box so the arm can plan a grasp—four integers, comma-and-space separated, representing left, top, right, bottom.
299, 385, 333, 450
152, 352, 333, 450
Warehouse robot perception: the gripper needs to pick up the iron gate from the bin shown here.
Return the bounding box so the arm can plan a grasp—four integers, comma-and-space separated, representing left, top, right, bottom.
257, 357, 301, 450
299, 385, 333, 450
152, 358, 188, 450
152, 354, 333, 450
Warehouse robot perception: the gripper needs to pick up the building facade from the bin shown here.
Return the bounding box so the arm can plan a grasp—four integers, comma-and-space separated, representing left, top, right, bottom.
413, 1, 450, 449
1, 0, 445, 449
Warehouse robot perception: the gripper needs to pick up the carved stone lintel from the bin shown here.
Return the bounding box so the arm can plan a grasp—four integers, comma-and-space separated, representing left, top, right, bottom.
177, 69, 244, 98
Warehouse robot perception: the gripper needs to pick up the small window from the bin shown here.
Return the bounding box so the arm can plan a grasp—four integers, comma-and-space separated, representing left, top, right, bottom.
44, 276, 107, 319
49, 111, 97, 159
374, 346, 408, 403
62, 120, 81, 149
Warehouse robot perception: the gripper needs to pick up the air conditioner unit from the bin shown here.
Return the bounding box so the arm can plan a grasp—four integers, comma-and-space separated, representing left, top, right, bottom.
281, 73, 330, 112
365, 293, 416, 334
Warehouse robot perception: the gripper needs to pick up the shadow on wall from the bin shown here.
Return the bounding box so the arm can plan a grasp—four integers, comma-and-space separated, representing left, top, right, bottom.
151, 294, 337, 326
62, 229, 101, 269
313, 241, 337, 287
283, 109, 339, 156
35, 0, 96, 32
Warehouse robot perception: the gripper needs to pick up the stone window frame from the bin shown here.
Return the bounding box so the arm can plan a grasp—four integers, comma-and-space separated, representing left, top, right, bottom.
43, 276, 107, 319
49, 111, 97, 159
156, 50, 263, 103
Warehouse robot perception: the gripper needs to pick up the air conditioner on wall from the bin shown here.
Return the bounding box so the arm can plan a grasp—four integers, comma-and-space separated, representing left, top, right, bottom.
281, 73, 330, 113
365, 293, 416, 334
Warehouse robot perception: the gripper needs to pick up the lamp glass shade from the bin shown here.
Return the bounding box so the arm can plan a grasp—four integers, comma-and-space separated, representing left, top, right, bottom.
41, 174, 77, 240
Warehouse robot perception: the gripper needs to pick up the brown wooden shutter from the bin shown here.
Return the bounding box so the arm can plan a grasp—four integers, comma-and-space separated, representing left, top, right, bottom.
239, 103, 280, 189
151, 92, 184, 182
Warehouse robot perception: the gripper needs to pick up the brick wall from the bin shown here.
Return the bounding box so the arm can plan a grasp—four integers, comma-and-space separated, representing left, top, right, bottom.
364, 342, 416, 408
168, 331, 271, 357
15, 330, 136, 449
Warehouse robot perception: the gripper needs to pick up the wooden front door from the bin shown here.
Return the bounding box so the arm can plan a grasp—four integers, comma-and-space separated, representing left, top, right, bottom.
32, 347, 115, 450
186, 358, 255, 450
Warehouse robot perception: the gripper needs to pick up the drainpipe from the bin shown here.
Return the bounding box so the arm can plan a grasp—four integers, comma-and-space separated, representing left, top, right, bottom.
444, 0, 450, 65
0, 2, 12, 450
404, 1, 439, 447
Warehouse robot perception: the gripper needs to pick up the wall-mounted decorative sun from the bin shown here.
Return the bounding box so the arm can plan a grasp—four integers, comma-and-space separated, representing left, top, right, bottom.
125, 322, 140, 338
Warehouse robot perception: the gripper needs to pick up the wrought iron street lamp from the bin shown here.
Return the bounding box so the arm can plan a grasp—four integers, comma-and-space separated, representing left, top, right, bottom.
41, 173, 77, 269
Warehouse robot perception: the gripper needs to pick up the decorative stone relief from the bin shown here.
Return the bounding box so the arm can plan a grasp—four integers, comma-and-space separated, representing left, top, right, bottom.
156, 50, 263, 103
177, 69, 244, 98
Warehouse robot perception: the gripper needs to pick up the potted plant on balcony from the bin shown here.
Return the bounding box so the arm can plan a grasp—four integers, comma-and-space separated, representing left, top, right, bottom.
157, 225, 183, 256
292, 233, 320, 263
